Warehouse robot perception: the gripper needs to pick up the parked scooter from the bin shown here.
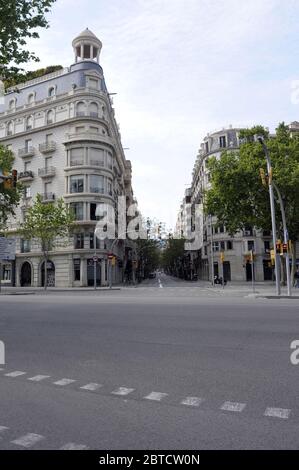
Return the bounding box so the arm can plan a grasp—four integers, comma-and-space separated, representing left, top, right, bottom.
214, 275, 227, 286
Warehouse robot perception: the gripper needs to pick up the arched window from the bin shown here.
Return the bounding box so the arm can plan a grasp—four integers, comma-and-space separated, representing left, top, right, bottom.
76, 101, 86, 117
25, 116, 33, 131
46, 110, 54, 125
8, 99, 16, 110
28, 93, 35, 105
89, 102, 98, 117
48, 86, 55, 97
7, 121, 13, 136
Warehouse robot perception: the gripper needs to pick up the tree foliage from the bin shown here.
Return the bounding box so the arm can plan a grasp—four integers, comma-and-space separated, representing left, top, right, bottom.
4, 65, 62, 89
20, 194, 74, 288
0, 144, 21, 231
161, 237, 185, 275
0, 0, 56, 81
205, 123, 299, 241
136, 238, 161, 279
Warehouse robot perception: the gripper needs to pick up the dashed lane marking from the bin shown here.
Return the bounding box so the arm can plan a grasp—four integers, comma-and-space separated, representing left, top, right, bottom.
144, 391, 168, 401
221, 401, 246, 412
28, 375, 51, 382
53, 378, 76, 386
181, 397, 203, 407
60, 443, 89, 450
5, 371, 26, 378
11, 433, 45, 448
111, 387, 135, 396
0, 426, 9, 435
80, 383, 102, 391
264, 407, 291, 419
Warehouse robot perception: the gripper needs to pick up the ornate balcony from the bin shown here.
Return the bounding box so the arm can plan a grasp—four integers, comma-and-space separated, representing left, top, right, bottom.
18, 146, 35, 158
18, 170, 34, 182
39, 141, 56, 153
38, 167, 56, 178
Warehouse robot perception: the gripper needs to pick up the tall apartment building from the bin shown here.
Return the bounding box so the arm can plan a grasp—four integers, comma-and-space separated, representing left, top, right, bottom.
0, 29, 136, 287
181, 126, 274, 282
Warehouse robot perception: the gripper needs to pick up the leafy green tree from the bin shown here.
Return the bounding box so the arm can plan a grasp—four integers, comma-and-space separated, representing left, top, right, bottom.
136, 238, 161, 279
161, 237, 185, 278
0, 0, 56, 82
205, 123, 299, 281
0, 145, 21, 231
20, 194, 74, 289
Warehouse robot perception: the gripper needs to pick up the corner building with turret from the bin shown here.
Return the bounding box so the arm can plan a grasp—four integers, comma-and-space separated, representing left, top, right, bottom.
0, 29, 135, 287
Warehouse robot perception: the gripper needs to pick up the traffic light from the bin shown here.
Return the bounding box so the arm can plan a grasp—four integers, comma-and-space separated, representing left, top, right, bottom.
2, 169, 17, 190
276, 239, 282, 253
12, 169, 18, 188
3, 171, 11, 190
270, 249, 275, 265
282, 243, 288, 254
220, 252, 225, 263
259, 168, 267, 187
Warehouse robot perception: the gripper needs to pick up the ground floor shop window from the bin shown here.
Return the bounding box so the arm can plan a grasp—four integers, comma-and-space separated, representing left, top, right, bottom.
2, 264, 11, 282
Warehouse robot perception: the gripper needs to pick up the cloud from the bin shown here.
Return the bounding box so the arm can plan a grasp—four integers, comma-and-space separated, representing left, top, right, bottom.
23, 0, 299, 227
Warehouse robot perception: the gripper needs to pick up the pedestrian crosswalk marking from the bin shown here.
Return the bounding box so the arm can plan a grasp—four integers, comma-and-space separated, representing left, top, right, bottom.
112, 387, 135, 396
28, 375, 50, 382
181, 397, 203, 407
264, 407, 291, 419
221, 401, 246, 412
144, 392, 168, 401
5, 371, 26, 377
60, 443, 89, 450
80, 383, 102, 391
53, 378, 76, 386
11, 433, 45, 448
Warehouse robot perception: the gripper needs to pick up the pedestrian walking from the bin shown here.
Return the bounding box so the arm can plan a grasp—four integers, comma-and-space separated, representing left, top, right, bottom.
294, 267, 299, 288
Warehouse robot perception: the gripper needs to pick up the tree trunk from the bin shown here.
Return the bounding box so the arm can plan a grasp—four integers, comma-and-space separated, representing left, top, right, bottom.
44, 253, 48, 291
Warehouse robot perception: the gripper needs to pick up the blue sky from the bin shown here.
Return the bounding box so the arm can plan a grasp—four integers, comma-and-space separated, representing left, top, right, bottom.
25, 0, 299, 229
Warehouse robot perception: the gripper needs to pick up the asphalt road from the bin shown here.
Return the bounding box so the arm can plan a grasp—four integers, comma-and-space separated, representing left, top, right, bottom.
0, 273, 299, 449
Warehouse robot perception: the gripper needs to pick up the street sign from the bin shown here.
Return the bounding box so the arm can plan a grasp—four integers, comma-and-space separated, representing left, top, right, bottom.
0, 237, 16, 261
108, 253, 114, 260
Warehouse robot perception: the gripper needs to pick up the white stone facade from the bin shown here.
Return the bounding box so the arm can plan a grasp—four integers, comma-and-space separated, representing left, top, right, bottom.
183, 127, 275, 282
0, 29, 135, 287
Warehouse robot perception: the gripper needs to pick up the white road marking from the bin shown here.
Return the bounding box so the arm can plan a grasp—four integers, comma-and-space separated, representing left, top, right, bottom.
264, 407, 291, 419
112, 387, 135, 396
28, 375, 50, 382
11, 433, 45, 448
53, 378, 76, 386
144, 391, 168, 401
181, 397, 203, 407
0, 426, 9, 435
60, 443, 89, 450
221, 401, 246, 412
5, 371, 26, 377
80, 383, 102, 391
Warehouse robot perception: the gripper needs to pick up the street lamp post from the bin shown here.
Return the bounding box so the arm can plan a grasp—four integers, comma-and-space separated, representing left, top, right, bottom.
272, 182, 292, 297
257, 137, 281, 296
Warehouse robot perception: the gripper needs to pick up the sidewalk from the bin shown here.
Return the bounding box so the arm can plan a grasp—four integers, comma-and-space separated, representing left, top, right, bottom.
0, 286, 122, 295
198, 280, 299, 299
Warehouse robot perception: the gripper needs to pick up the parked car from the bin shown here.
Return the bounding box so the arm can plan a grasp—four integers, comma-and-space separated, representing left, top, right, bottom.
148, 272, 156, 279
